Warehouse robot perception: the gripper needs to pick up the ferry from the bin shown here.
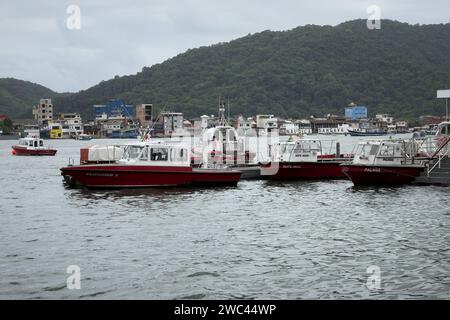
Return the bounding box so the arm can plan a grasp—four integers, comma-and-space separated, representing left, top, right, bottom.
347, 128, 387, 136
60, 141, 242, 188
261, 139, 353, 180
341, 139, 426, 186
12, 136, 57, 156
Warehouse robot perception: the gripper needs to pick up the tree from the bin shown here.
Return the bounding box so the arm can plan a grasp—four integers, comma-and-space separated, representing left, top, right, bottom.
0, 118, 13, 134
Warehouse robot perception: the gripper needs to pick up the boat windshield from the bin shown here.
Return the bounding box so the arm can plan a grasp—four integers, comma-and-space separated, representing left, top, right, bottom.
438, 124, 450, 136
281, 144, 295, 154
378, 144, 397, 157
294, 141, 321, 153
356, 143, 380, 157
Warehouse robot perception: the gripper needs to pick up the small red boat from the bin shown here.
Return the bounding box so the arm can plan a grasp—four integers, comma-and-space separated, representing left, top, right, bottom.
61, 141, 241, 188
12, 137, 57, 156
341, 140, 425, 186
261, 139, 353, 180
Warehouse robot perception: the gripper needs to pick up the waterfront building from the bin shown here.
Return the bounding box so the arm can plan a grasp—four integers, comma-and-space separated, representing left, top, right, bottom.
296, 119, 313, 135
93, 100, 134, 121
345, 102, 367, 120
310, 115, 348, 134
161, 112, 184, 136
396, 121, 409, 133
32, 99, 53, 125
256, 115, 277, 129
279, 120, 299, 135
419, 115, 445, 125
57, 113, 83, 137
201, 115, 210, 130
375, 114, 394, 124
136, 104, 153, 127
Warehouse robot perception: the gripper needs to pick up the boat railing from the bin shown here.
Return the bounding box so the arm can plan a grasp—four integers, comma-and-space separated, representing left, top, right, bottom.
426, 136, 450, 177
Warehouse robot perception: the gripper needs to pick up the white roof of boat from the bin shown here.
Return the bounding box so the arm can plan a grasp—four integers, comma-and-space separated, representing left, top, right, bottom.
20, 137, 42, 140
124, 140, 191, 148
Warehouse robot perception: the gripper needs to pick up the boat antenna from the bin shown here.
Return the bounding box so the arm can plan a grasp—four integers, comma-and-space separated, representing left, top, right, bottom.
218, 97, 226, 126
227, 98, 230, 126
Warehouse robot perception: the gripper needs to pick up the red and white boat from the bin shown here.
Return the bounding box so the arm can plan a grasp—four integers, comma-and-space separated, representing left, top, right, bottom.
12, 137, 57, 156
261, 139, 353, 180
341, 139, 426, 186
61, 141, 242, 188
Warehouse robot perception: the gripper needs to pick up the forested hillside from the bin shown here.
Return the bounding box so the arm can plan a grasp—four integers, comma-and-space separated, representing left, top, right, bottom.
2, 19, 450, 120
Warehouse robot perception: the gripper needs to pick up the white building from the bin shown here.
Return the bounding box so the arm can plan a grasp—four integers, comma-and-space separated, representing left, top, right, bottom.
396, 121, 409, 133
280, 121, 299, 135
317, 123, 351, 134
376, 114, 394, 124
256, 115, 277, 129
296, 119, 312, 135
58, 113, 83, 136
162, 112, 184, 136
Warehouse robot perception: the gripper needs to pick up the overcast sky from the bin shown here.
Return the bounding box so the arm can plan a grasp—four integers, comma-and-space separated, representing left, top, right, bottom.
1, 0, 449, 92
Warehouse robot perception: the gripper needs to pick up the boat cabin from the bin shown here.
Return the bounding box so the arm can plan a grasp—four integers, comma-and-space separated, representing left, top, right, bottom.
18, 137, 45, 148
352, 140, 421, 166
278, 139, 322, 162
119, 142, 191, 167
436, 121, 450, 136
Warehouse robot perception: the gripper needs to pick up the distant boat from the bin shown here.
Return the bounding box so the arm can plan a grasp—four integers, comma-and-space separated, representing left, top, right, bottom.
347, 128, 387, 136
75, 134, 93, 141
12, 136, 57, 156
110, 128, 139, 139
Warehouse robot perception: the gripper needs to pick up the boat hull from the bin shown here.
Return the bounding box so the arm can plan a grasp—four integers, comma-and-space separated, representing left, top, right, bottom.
60, 165, 241, 188
347, 130, 387, 136
262, 161, 348, 180
12, 145, 57, 156
341, 164, 424, 186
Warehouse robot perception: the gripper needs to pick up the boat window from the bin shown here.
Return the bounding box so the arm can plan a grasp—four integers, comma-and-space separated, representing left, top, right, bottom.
39, 140, 44, 147
369, 145, 379, 156
34, 141, 38, 147
295, 143, 309, 152
357, 144, 379, 157
281, 144, 294, 154
125, 145, 143, 159
151, 148, 168, 161
173, 148, 188, 162
139, 146, 149, 161
379, 145, 395, 157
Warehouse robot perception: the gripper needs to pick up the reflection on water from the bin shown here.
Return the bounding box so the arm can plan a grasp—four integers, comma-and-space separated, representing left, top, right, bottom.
1, 138, 450, 299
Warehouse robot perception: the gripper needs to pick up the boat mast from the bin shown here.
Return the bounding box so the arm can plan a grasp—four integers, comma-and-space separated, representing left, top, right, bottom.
218, 96, 226, 126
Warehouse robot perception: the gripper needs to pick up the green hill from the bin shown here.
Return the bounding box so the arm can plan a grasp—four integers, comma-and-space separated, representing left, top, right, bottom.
0, 78, 59, 118
3, 19, 450, 120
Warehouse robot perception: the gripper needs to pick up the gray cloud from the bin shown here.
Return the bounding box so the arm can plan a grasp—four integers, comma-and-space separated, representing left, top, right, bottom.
1, 0, 449, 92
